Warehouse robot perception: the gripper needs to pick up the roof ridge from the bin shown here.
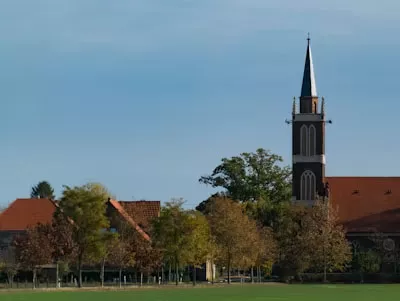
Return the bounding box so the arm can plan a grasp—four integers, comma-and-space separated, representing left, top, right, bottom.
326, 176, 400, 178
119, 200, 161, 203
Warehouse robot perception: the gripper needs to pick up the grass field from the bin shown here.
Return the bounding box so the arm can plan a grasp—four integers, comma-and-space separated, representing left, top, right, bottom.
0, 284, 398, 301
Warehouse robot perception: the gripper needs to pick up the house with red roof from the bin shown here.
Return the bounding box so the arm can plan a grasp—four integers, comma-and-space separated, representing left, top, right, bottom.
0, 198, 160, 249
290, 38, 400, 271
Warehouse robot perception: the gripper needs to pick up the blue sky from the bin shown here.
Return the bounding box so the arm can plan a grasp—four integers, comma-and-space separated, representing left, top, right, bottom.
2, 0, 400, 208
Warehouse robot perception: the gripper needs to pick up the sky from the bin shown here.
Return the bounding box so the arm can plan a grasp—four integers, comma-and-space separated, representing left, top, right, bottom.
2, 0, 400, 208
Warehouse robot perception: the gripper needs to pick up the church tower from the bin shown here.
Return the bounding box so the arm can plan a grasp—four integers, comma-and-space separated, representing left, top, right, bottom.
291, 37, 327, 205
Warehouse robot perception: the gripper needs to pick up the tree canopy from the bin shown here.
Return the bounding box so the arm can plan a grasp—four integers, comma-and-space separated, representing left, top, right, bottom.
30, 181, 55, 199
58, 183, 110, 287
205, 196, 259, 284
199, 148, 291, 228
151, 199, 211, 285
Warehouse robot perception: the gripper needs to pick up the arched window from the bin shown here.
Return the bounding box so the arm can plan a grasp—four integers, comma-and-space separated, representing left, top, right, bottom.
309, 125, 316, 156
300, 170, 316, 201
300, 125, 308, 156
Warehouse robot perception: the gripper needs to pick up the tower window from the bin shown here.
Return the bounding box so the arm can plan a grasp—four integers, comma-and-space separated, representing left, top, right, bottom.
309, 125, 316, 156
301, 170, 316, 201
300, 125, 308, 156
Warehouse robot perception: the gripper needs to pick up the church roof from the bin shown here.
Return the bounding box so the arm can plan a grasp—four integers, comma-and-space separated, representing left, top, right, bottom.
326, 177, 400, 233
300, 37, 317, 97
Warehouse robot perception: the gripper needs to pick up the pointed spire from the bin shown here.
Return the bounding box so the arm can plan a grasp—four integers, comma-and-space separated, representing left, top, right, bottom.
301, 34, 317, 97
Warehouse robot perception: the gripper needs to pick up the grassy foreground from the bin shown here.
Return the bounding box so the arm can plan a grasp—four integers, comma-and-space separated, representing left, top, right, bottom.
0, 284, 398, 301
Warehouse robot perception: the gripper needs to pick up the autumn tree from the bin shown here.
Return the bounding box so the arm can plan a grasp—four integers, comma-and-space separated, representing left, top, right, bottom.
152, 199, 204, 285
206, 235, 220, 284
133, 232, 162, 286
306, 200, 352, 282
58, 183, 110, 287
184, 211, 212, 286
0, 247, 20, 287
254, 226, 278, 282
31, 181, 55, 199
97, 231, 117, 287
199, 148, 291, 229
275, 204, 312, 280
205, 196, 259, 284
50, 209, 77, 287
106, 234, 136, 287
196, 192, 229, 214
14, 224, 54, 288
102, 220, 136, 288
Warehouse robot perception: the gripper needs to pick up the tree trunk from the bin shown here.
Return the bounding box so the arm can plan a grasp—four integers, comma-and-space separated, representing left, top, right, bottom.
32, 268, 36, 289
100, 258, 105, 287
140, 272, 143, 287
119, 268, 122, 288
56, 261, 59, 288
168, 264, 172, 283
211, 261, 214, 285
257, 266, 261, 283
78, 255, 83, 288
227, 260, 231, 284
7, 272, 14, 288
175, 262, 179, 286
192, 266, 196, 286
251, 267, 254, 283
323, 244, 327, 283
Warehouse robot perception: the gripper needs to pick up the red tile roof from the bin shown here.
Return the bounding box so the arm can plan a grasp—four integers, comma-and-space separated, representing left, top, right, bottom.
108, 199, 150, 241
326, 177, 400, 233
0, 198, 57, 231
119, 201, 160, 230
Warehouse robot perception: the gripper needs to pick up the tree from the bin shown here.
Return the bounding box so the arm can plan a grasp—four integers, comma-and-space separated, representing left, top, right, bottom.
58, 183, 110, 288
14, 224, 54, 288
306, 200, 352, 282
108, 234, 136, 288
205, 196, 259, 284
185, 211, 212, 286
151, 199, 200, 285
50, 209, 77, 288
134, 232, 162, 286
352, 248, 381, 282
254, 226, 278, 282
275, 204, 312, 280
0, 247, 20, 287
96, 231, 117, 288
31, 181, 55, 199
196, 192, 229, 214
199, 148, 291, 229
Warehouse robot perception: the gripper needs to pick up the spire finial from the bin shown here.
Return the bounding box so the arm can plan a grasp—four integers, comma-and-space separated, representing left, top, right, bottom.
307, 32, 310, 45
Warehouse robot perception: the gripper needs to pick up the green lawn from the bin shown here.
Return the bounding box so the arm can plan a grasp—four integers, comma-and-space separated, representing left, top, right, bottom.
0, 284, 399, 301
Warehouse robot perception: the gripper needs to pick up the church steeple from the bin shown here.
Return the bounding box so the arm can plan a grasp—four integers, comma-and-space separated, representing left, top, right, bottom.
301, 35, 317, 97
299, 34, 318, 114
290, 35, 326, 206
